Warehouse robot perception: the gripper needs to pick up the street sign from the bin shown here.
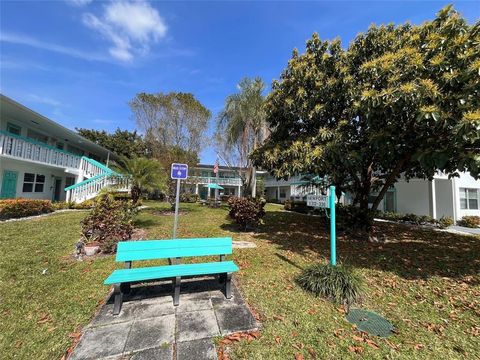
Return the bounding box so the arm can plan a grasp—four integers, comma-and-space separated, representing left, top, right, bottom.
307, 194, 329, 208
171, 163, 188, 180
171, 163, 188, 254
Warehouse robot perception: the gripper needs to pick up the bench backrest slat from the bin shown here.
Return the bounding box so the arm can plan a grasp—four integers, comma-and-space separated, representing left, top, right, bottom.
115, 237, 233, 262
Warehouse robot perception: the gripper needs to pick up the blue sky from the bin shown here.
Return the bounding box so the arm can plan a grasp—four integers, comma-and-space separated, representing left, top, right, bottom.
1, 1, 478, 163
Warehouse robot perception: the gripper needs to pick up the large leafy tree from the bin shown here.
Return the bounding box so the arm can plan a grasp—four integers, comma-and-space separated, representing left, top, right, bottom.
216, 77, 268, 196
130, 92, 209, 205
76, 128, 148, 159
253, 6, 479, 216
130, 92, 211, 158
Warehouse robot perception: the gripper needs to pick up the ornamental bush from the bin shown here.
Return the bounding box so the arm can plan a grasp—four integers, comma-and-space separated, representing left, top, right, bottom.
227, 196, 266, 230
297, 263, 363, 307
438, 216, 454, 229
336, 205, 375, 232
458, 216, 480, 228
80, 192, 137, 253
180, 193, 199, 203
0, 199, 54, 220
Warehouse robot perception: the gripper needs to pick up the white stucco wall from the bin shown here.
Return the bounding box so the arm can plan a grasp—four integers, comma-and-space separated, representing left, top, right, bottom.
395, 179, 431, 216
0, 158, 76, 201
264, 185, 291, 203
434, 178, 454, 219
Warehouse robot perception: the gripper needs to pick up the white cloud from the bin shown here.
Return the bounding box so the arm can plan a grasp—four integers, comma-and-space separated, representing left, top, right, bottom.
67, 0, 93, 6
28, 94, 63, 107
0, 32, 109, 62
82, 1, 167, 62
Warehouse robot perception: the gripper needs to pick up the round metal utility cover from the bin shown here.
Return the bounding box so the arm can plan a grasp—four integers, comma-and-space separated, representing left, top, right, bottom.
346, 309, 395, 337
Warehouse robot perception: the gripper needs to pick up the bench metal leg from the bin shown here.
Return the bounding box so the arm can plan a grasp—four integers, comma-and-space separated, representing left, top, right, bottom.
173, 276, 181, 306
113, 284, 123, 315
121, 282, 131, 294
218, 273, 226, 283
225, 273, 232, 299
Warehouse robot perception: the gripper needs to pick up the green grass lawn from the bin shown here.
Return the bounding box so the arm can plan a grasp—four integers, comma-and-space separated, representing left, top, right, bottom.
1, 202, 479, 359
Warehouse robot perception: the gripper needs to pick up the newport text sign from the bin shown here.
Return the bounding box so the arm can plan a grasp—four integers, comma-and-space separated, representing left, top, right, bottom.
306, 194, 329, 208
171, 163, 188, 180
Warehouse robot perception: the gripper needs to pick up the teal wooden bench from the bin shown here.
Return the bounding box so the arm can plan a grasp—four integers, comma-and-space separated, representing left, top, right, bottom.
104, 237, 239, 315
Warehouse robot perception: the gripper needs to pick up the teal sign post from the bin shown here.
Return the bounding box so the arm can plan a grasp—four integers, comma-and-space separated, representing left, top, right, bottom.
306, 186, 337, 266
329, 185, 336, 266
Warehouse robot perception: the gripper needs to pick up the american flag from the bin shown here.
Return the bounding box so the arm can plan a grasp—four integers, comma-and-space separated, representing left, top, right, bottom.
213, 159, 219, 174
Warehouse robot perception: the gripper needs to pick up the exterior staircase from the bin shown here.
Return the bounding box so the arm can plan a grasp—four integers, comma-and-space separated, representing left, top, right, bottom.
65, 157, 130, 203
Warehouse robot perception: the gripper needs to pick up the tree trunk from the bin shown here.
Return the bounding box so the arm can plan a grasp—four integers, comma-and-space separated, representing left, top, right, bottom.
131, 186, 141, 205
371, 154, 412, 211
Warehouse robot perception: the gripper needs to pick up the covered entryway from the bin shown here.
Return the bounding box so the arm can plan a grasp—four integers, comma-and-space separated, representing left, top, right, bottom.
52, 177, 62, 201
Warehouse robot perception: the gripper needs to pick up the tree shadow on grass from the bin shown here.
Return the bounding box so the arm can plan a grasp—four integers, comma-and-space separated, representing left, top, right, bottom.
275, 253, 304, 270
253, 209, 480, 281
133, 218, 157, 229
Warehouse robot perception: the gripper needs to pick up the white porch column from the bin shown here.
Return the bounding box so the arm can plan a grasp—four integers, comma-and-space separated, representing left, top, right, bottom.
251, 168, 257, 197
452, 177, 457, 223
277, 186, 280, 201
429, 179, 437, 219
195, 183, 199, 195
237, 185, 241, 197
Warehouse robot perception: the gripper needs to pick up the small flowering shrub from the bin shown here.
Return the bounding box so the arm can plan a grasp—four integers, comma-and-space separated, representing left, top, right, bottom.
0, 199, 54, 220
227, 196, 266, 230
180, 193, 199, 203
80, 193, 137, 253
438, 216, 454, 229
458, 216, 480, 228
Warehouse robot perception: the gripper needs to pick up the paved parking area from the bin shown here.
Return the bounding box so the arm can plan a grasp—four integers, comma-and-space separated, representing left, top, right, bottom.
69, 277, 258, 360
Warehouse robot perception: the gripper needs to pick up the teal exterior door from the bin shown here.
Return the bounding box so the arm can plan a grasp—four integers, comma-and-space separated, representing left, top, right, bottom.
200, 187, 208, 200
1, 170, 18, 199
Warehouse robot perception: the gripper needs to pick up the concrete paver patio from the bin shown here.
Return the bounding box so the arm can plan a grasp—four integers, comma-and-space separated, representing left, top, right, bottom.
69, 277, 258, 360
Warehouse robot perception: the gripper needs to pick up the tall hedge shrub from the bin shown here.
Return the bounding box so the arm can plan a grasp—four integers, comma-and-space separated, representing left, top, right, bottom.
0, 199, 54, 220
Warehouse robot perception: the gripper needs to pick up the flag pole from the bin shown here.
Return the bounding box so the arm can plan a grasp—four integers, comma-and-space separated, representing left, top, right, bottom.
214, 155, 219, 202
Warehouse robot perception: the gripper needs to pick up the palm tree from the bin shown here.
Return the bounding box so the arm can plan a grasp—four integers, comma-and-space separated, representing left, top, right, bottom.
217, 77, 267, 196
114, 157, 166, 204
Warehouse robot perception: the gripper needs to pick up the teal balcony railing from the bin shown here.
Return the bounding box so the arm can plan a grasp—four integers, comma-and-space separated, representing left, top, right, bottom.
188, 176, 242, 186
0, 130, 81, 169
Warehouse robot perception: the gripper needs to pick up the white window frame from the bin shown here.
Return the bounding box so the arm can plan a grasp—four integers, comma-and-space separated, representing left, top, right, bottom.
22, 173, 46, 193
459, 188, 479, 210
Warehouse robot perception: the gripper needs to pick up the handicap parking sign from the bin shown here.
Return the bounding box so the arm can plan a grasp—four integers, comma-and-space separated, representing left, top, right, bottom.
171, 163, 188, 179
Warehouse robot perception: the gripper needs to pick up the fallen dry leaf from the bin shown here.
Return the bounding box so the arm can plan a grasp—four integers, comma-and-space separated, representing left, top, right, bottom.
307, 347, 317, 359
384, 339, 399, 350
365, 339, 380, 349
352, 335, 364, 342
294, 354, 305, 360
348, 345, 364, 354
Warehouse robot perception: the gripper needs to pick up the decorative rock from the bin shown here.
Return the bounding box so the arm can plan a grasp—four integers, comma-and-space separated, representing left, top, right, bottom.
232, 240, 257, 248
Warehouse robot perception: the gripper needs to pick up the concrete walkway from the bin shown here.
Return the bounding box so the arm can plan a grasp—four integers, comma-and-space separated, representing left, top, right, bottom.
69, 277, 258, 360
449, 225, 480, 236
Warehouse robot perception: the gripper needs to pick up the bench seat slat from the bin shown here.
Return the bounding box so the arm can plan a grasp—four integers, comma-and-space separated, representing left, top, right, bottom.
116, 237, 233, 261
104, 261, 239, 285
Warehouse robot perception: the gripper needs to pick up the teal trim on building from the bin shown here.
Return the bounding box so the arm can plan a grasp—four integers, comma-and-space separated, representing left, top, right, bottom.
0, 130, 82, 158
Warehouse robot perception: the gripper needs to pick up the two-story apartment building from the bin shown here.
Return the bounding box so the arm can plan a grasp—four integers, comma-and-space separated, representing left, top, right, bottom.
370, 172, 480, 223
0, 94, 127, 203
263, 171, 480, 223
185, 164, 246, 199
